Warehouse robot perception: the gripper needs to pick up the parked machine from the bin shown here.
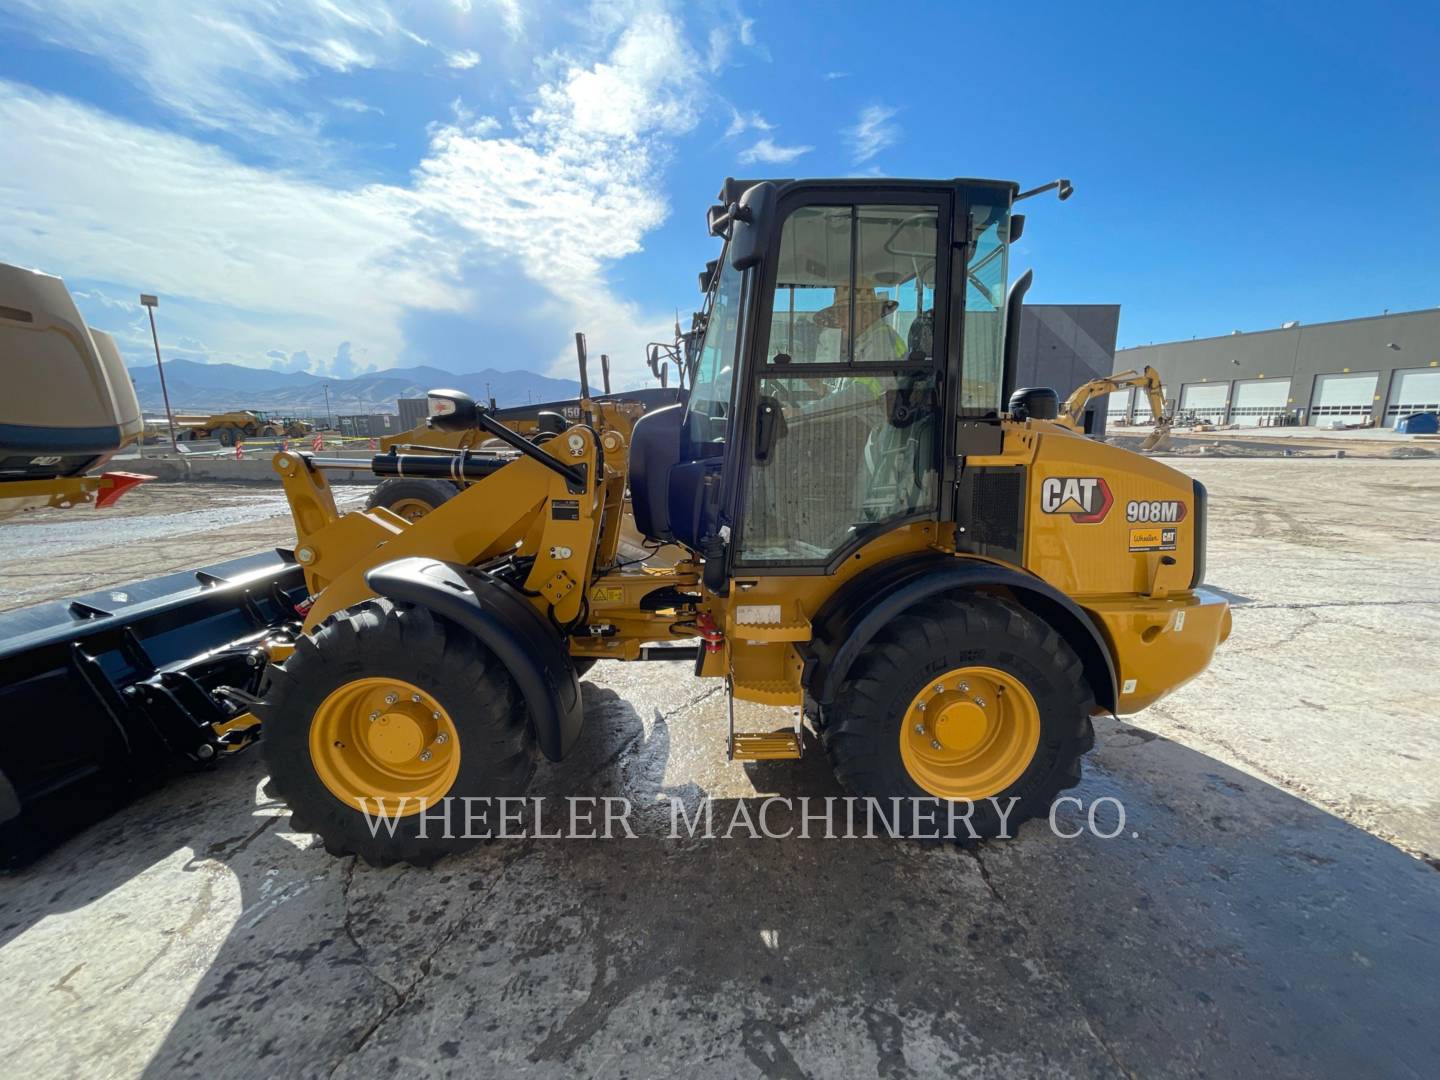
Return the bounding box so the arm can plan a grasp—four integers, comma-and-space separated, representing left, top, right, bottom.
1059, 365, 1174, 451
0, 262, 149, 520
0, 176, 1231, 867
175, 410, 311, 446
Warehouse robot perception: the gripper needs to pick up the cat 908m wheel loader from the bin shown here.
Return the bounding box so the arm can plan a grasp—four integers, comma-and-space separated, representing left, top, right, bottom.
237, 174, 1231, 864
0, 175, 1231, 867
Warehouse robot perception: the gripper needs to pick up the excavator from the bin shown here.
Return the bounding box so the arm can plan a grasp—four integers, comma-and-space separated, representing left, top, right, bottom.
1060, 365, 1173, 451
0, 177, 1231, 867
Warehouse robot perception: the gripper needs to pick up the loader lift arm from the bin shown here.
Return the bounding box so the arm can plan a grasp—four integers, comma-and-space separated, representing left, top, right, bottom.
1059, 365, 1172, 451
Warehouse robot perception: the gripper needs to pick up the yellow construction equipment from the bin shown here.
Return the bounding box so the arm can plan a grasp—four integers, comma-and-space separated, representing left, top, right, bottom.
0, 262, 150, 520
245, 175, 1232, 862
176, 410, 311, 446
56, 176, 1228, 867
1060, 365, 1173, 451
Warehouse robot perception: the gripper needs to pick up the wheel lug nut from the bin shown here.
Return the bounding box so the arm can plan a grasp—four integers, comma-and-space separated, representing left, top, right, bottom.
930, 739, 942, 750
974, 697, 986, 708
917, 702, 925, 711
914, 723, 925, 734
419, 749, 432, 762
384, 693, 398, 705
933, 683, 944, 694
958, 682, 969, 693
369, 711, 380, 722
432, 711, 441, 720
411, 693, 422, 702
434, 733, 448, 744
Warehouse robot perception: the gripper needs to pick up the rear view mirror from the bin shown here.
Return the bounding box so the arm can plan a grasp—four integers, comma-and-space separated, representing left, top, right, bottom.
728, 182, 776, 271
427, 389, 478, 432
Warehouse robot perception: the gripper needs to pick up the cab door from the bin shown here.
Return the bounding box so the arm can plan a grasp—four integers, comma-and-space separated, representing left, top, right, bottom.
732, 191, 952, 571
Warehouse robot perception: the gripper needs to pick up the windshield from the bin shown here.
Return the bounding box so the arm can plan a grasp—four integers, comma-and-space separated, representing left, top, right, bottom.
959, 196, 1012, 410
684, 246, 744, 448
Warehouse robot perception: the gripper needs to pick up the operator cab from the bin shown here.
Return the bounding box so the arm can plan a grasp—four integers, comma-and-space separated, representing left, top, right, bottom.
629, 176, 1023, 583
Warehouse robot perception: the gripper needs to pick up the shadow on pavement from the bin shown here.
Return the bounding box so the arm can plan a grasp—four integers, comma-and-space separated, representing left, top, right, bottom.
1, 678, 1436, 1079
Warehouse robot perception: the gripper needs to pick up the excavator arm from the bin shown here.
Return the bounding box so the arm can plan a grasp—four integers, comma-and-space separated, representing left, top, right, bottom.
1060, 365, 1172, 451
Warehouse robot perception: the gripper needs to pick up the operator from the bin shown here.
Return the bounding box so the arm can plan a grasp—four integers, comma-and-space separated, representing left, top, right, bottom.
800, 282, 906, 413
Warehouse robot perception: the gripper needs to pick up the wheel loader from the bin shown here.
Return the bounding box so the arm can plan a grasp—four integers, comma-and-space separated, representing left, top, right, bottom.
0, 175, 1231, 867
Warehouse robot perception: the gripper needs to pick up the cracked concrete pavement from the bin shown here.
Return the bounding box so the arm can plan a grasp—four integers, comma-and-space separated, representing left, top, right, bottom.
0, 459, 1437, 1078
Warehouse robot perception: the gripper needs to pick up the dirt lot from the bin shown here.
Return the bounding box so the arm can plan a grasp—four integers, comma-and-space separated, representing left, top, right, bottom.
0, 461, 1437, 1079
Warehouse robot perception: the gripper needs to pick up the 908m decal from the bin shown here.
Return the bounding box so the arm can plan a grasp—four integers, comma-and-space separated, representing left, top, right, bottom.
1125, 499, 1187, 523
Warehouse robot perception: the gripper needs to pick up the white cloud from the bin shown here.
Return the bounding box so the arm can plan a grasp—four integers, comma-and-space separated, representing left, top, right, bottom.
447, 49, 481, 70
738, 137, 812, 165
3, 0, 428, 144
724, 107, 773, 138
846, 103, 900, 164
0, 1, 717, 387
824, 70, 850, 80
330, 96, 385, 115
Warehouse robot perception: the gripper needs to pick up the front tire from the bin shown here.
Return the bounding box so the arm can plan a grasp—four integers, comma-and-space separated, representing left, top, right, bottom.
365, 476, 460, 523
820, 595, 1095, 838
259, 599, 535, 866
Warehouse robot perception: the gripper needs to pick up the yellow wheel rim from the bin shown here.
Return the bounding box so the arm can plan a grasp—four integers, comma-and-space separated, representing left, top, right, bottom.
898, 666, 1040, 800
386, 497, 434, 523
309, 677, 460, 816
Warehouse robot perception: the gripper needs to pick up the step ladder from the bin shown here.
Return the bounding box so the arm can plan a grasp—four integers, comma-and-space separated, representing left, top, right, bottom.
726, 677, 803, 761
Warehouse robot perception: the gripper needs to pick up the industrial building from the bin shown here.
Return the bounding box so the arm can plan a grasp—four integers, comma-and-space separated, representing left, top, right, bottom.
1109, 308, 1440, 428
1012, 304, 1121, 436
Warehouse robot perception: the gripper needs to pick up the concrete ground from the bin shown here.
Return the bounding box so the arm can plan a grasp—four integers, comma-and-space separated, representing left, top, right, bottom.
0, 461, 1438, 1079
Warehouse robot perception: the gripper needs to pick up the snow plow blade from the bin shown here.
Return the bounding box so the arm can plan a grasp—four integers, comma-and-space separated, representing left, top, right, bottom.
0, 551, 304, 868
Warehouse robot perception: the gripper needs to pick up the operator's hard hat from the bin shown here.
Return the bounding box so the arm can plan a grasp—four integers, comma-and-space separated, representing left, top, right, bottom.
813, 284, 899, 329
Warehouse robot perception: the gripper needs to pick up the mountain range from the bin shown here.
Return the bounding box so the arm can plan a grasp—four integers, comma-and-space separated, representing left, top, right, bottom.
126, 359, 582, 416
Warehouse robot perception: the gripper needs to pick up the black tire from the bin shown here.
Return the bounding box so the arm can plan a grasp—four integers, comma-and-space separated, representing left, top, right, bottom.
365, 477, 460, 519
216, 428, 235, 447
258, 599, 536, 866
260, 425, 278, 438
820, 594, 1095, 839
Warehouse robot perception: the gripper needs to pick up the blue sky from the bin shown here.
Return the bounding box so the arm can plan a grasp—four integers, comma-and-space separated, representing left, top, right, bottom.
1, 0, 1436, 386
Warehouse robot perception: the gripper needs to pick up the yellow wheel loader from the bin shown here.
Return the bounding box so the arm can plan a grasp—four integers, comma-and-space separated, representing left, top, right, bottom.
241, 175, 1230, 864
0, 177, 1230, 868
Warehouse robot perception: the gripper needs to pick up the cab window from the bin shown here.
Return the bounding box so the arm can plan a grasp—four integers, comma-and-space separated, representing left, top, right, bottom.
740, 202, 942, 565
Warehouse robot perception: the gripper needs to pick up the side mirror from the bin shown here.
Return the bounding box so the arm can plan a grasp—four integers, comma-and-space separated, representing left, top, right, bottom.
427, 388, 479, 431
647, 344, 661, 379
729, 182, 776, 271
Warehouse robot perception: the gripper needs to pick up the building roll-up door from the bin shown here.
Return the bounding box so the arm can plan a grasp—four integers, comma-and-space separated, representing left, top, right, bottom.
1383, 368, 1440, 427
1230, 378, 1290, 426
1105, 388, 1134, 425
1179, 382, 1229, 423
1309, 372, 1378, 424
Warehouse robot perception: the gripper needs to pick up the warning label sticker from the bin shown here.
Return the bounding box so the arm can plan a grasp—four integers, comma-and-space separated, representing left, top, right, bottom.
590, 586, 624, 604
1129, 527, 1178, 552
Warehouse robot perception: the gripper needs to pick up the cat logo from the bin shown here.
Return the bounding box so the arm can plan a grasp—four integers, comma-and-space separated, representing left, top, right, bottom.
1040, 476, 1113, 523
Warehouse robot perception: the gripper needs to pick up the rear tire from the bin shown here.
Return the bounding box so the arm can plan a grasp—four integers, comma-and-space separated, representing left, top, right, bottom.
365, 477, 460, 523
820, 595, 1094, 839
258, 599, 536, 866
216, 428, 235, 447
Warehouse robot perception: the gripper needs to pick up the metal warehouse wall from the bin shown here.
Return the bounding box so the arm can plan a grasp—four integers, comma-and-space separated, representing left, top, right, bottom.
1015, 304, 1121, 436
1114, 308, 1440, 425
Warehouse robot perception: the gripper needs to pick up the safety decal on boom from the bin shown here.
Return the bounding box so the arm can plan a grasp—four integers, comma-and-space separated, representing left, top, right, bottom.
1039, 477, 1113, 523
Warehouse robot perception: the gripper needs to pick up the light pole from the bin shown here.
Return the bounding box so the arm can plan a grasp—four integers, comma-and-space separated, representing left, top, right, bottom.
322, 383, 332, 430
140, 293, 179, 451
